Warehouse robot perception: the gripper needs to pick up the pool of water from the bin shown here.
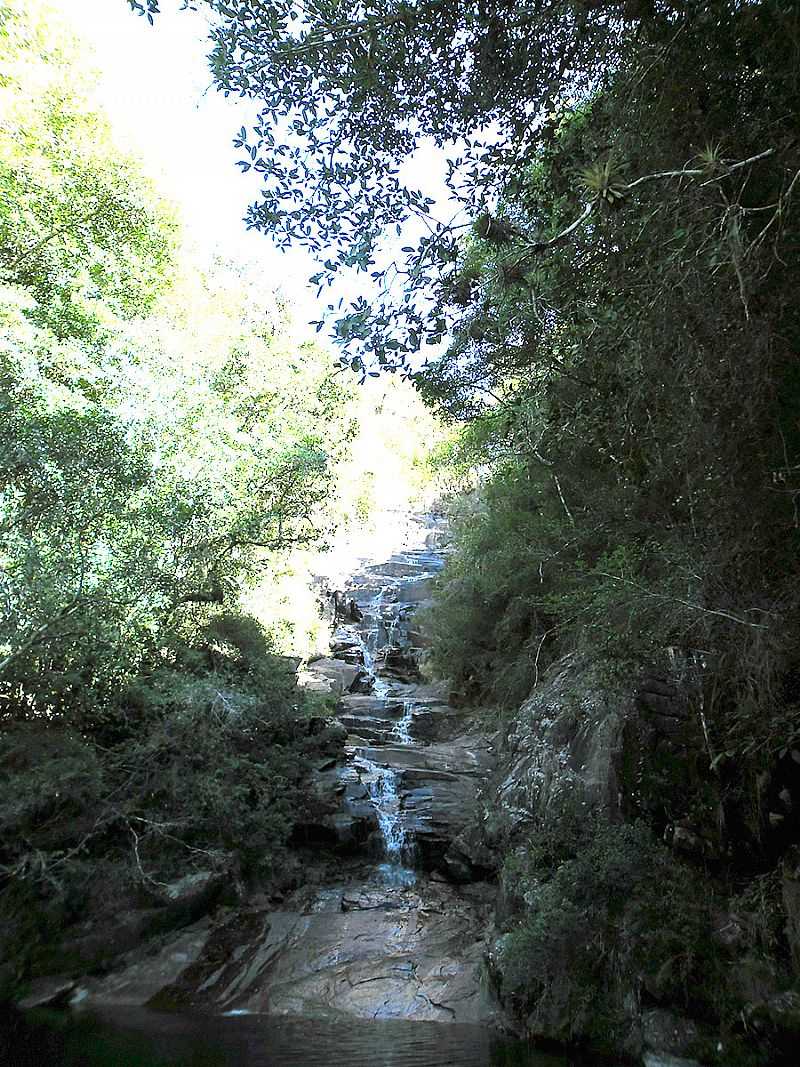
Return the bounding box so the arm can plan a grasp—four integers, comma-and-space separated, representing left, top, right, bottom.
2, 1008, 600, 1067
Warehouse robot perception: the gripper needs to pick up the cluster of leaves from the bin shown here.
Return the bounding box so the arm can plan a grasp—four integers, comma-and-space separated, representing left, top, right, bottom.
421, 3, 800, 758
1, 2, 174, 342
0, 0, 356, 713
130, 0, 651, 371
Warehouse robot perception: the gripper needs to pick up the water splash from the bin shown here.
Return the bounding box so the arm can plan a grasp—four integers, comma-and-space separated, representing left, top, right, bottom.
376, 862, 417, 887
368, 767, 406, 861
392, 700, 415, 744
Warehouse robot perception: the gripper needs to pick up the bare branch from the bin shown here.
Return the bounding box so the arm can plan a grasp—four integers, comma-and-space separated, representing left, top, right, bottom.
595, 572, 769, 630
527, 148, 777, 255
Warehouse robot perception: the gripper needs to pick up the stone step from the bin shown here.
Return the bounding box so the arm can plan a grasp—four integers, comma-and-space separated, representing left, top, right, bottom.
338, 718, 398, 744
338, 696, 406, 718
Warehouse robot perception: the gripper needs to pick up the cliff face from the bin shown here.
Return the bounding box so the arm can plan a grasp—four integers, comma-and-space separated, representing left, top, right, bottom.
470, 654, 800, 1066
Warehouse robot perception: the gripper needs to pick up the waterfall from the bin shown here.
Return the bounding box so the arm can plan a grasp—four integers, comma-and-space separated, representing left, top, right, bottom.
368, 767, 405, 861
392, 700, 415, 745
359, 591, 390, 698
349, 584, 419, 883
326, 520, 449, 886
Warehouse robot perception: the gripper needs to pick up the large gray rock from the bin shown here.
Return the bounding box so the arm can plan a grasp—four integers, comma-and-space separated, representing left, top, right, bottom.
70, 921, 212, 1009
76, 876, 502, 1027
408, 705, 465, 742
297, 763, 378, 851
299, 658, 364, 695
17, 977, 77, 1011
482, 655, 636, 856
154, 870, 228, 925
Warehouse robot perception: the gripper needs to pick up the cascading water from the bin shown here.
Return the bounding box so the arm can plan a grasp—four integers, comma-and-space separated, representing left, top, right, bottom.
322, 516, 449, 887
359, 591, 391, 698
392, 701, 415, 745
369, 768, 405, 860
350, 586, 419, 881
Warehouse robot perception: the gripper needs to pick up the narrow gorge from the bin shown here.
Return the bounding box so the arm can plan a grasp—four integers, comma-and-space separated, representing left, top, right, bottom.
11, 516, 800, 1067
9, 515, 535, 1064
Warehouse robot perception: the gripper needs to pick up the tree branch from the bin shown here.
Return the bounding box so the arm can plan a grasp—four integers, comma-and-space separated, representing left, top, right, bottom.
595, 572, 769, 629
2, 209, 100, 274
527, 148, 777, 255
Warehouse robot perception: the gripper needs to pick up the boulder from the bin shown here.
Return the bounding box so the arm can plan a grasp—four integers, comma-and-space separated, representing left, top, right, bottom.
408, 706, 464, 743
396, 576, 435, 604
69, 921, 211, 1010
298, 764, 378, 852
154, 869, 228, 925
492, 655, 631, 838
381, 646, 421, 682
57, 909, 168, 972
298, 658, 363, 695
329, 626, 364, 663
643, 1056, 704, 1067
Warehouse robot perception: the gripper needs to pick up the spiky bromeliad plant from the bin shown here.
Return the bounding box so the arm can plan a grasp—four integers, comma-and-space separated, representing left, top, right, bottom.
577, 158, 627, 209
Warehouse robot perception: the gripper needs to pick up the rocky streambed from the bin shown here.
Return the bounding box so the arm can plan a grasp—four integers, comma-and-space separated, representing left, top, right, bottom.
46, 514, 515, 1043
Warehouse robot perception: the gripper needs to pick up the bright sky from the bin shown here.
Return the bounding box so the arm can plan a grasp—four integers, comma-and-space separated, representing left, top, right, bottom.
53, 0, 455, 363
55, 0, 319, 328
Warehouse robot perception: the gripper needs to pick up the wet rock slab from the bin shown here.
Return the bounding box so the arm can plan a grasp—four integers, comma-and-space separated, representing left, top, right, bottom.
74, 876, 500, 1027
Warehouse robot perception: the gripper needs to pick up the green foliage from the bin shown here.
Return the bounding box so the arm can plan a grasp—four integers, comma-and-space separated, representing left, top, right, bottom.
132, 0, 637, 368
0, 1, 175, 341
499, 822, 724, 1045
0, 0, 355, 991
203, 611, 272, 670
420, 3, 800, 772
393, 16, 800, 1051
0, 660, 343, 983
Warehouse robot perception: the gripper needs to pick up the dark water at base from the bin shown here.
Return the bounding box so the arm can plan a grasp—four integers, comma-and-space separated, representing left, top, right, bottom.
1, 1009, 600, 1067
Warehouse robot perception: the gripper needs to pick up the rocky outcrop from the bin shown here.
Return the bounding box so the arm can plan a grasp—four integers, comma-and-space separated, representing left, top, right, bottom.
298, 658, 365, 695
488, 654, 630, 843
461, 652, 800, 1066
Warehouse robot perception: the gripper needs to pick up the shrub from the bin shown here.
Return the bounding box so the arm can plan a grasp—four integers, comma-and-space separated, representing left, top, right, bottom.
499, 822, 725, 1047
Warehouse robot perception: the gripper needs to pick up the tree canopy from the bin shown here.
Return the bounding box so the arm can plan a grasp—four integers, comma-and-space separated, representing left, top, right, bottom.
131, 1, 796, 377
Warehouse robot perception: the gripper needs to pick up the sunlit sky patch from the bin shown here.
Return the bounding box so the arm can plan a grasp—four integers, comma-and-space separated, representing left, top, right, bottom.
55, 0, 320, 331
54, 1, 456, 363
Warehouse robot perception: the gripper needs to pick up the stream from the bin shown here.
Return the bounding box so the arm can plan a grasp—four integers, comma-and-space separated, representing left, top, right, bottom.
8, 514, 599, 1066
